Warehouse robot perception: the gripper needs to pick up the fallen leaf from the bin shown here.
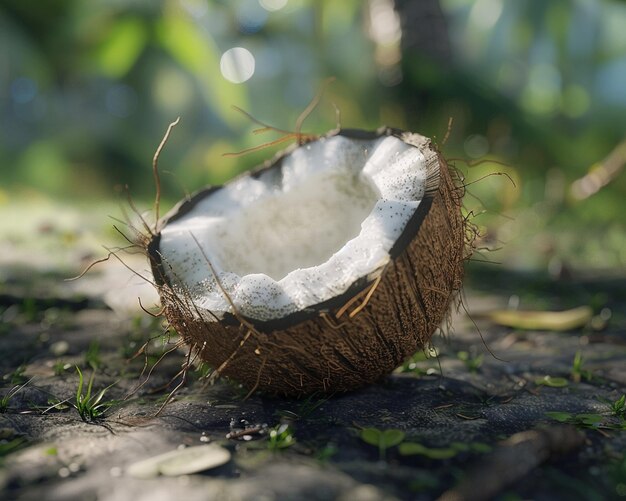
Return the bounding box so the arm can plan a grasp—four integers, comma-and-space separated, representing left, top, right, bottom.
486, 306, 592, 331
126, 444, 231, 478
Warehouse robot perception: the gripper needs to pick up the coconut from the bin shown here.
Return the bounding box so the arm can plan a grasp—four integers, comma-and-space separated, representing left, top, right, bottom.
146, 127, 466, 397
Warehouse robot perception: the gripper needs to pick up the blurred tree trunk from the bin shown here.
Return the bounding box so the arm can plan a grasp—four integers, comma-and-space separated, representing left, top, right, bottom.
391, 0, 452, 133
394, 0, 451, 63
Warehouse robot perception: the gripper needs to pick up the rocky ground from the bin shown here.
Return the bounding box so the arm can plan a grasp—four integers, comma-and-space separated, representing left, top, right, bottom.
0, 204, 625, 500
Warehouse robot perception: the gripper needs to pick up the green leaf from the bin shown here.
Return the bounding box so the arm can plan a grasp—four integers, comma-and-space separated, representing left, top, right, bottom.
380, 429, 405, 448
398, 442, 427, 455
90, 388, 106, 407
398, 442, 458, 459
576, 413, 603, 426
546, 411, 573, 422
360, 428, 382, 447
423, 448, 458, 460
75, 366, 84, 403
469, 442, 492, 454
535, 375, 569, 387
615, 394, 626, 413
96, 17, 147, 78
85, 370, 96, 402
450, 442, 470, 452
399, 442, 458, 459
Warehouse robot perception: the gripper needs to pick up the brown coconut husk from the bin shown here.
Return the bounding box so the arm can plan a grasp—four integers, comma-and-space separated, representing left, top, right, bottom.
146, 127, 467, 397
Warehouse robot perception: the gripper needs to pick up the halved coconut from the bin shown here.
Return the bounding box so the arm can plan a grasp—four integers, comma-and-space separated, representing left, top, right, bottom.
147, 127, 466, 396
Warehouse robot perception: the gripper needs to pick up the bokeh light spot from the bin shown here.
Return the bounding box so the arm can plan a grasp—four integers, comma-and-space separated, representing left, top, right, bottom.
469, 0, 503, 31
153, 68, 194, 112
464, 134, 489, 159
220, 47, 256, 84
260, 0, 288, 12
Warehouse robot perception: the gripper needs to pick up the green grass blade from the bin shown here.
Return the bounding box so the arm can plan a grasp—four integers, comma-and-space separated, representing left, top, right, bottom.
75, 366, 84, 404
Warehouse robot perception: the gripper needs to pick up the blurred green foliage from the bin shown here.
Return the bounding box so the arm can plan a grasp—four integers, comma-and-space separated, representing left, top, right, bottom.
0, 0, 625, 270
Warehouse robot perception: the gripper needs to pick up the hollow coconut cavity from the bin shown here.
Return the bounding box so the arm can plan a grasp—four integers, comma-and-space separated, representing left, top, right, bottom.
148, 127, 467, 396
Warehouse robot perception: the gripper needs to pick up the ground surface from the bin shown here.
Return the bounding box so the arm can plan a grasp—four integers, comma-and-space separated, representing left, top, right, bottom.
1, 205, 625, 500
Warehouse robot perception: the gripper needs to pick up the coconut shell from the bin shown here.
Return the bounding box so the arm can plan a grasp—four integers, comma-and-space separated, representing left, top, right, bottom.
147, 128, 466, 397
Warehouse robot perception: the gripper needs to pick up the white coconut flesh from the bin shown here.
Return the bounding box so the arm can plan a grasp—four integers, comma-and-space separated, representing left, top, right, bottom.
158, 134, 434, 322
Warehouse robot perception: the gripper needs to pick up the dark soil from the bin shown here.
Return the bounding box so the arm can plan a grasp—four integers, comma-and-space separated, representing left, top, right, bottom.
1, 261, 625, 501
